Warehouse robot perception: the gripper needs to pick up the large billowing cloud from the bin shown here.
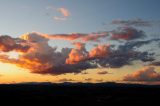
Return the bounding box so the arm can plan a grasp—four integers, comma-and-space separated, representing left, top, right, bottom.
123, 67, 160, 82
0, 30, 155, 75
0, 19, 159, 75
0, 32, 98, 75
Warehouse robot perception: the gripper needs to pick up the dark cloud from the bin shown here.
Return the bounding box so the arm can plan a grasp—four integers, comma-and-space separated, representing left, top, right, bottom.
0, 35, 30, 52
123, 67, 160, 82
111, 19, 151, 27
118, 38, 160, 51
110, 27, 145, 40
95, 49, 154, 68
150, 62, 160, 66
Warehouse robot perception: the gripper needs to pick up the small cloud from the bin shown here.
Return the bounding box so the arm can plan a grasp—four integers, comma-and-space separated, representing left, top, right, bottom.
58, 78, 74, 82
85, 78, 92, 82
81, 71, 89, 74
46, 6, 70, 21
96, 79, 103, 82
97, 71, 108, 75
58, 8, 70, 17
54, 7, 70, 21
54, 16, 67, 21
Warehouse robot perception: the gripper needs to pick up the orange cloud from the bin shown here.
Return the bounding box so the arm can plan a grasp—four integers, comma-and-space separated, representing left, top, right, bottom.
40, 32, 108, 42
89, 45, 110, 58
0, 30, 156, 75
123, 67, 160, 82
66, 44, 110, 64
58, 8, 70, 17
53, 7, 70, 21
72, 42, 85, 50
81, 32, 108, 42
41, 33, 85, 40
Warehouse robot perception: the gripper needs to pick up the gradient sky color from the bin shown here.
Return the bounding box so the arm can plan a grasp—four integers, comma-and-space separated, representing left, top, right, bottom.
0, 0, 160, 84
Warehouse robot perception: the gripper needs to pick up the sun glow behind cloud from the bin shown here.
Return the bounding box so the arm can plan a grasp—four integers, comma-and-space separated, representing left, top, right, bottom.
0, 0, 160, 84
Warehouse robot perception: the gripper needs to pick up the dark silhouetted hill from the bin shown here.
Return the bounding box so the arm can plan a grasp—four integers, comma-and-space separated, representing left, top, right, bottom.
0, 82, 159, 105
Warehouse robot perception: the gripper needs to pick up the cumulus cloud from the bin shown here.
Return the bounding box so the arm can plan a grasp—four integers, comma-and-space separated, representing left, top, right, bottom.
123, 67, 160, 82
66, 44, 110, 64
0, 31, 155, 75
0, 19, 159, 75
111, 19, 151, 27
0, 32, 98, 75
94, 48, 153, 68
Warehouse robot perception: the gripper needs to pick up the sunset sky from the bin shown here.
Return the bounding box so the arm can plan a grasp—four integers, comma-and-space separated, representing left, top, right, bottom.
0, 0, 160, 84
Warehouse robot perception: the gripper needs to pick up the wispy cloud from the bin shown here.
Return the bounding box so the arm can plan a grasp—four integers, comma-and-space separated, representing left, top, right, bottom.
111, 19, 152, 27
58, 8, 70, 17
46, 6, 71, 21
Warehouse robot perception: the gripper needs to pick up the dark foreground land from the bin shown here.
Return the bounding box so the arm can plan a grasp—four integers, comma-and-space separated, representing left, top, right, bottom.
0, 82, 160, 105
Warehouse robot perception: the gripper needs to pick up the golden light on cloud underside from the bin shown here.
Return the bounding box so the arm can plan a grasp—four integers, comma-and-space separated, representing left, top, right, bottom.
0, 60, 148, 84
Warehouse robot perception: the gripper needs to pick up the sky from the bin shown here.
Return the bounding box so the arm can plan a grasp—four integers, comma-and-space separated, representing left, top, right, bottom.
0, 0, 160, 84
